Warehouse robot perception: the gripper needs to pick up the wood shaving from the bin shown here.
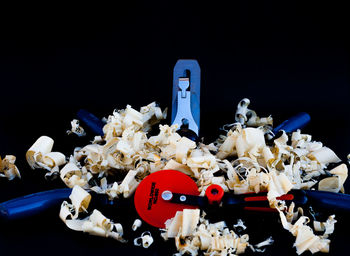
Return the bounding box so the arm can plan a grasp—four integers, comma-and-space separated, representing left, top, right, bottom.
81, 209, 126, 241
254, 236, 274, 248
277, 208, 334, 255
59, 186, 126, 242
233, 219, 247, 230
132, 218, 142, 231
318, 163, 348, 193
26, 135, 66, 175
134, 231, 154, 248
235, 98, 273, 127
67, 119, 86, 137
307, 147, 341, 166
0, 155, 21, 180
313, 215, 337, 235
60, 161, 91, 188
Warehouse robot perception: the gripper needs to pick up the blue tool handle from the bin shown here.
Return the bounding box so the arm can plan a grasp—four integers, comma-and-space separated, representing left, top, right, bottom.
273, 112, 311, 134
0, 188, 72, 220
77, 109, 105, 136
304, 190, 350, 213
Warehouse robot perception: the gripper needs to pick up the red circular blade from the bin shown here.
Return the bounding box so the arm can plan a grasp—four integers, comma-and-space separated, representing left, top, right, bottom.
134, 170, 199, 228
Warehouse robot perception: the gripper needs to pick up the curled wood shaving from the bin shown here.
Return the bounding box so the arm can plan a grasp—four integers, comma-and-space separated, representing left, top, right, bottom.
278, 208, 335, 255
60, 161, 91, 188
216, 129, 238, 159
235, 98, 273, 127
181, 209, 200, 237
81, 209, 125, 241
308, 147, 341, 166
59, 186, 126, 242
118, 170, 140, 198
267, 170, 293, 205
254, 236, 274, 248
164, 159, 193, 176
235, 98, 251, 125
90, 178, 120, 200
67, 119, 86, 137
59, 185, 91, 228
132, 218, 142, 231
26, 135, 66, 175
0, 155, 21, 180
26, 136, 54, 169
176, 137, 197, 164
318, 164, 348, 193
235, 127, 266, 159
134, 231, 154, 248
233, 219, 247, 231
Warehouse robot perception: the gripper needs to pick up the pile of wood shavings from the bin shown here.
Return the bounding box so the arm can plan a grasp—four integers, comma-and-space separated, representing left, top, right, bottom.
24, 99, 349, 255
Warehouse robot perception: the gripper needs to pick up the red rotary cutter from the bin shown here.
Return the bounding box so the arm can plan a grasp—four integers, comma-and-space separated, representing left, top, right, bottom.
134, 170, 200, 228
133, 169, 307, 228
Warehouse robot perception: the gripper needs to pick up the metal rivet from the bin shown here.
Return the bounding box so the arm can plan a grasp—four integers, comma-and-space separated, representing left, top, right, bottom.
161, 190, 173, 201
180, 195, 186, 202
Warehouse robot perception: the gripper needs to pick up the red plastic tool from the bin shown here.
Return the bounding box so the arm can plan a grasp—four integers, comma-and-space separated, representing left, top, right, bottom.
133, 169, 318, 228
133, 169, 299, 228
134, 170, 200, 228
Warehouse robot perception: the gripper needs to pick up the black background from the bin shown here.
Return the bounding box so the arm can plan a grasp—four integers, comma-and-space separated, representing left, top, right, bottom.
0, 1, 349, 255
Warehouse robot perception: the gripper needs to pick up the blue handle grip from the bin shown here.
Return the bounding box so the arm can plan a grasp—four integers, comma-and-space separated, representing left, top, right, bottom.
0, 188, 72, 220
305, 190, 350, 213
77, 109, 105, 136
273, 112, 311, 134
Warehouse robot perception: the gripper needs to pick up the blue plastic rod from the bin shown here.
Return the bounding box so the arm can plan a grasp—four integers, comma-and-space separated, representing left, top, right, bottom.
0, 188, 72, 220
273, 112, 311, 134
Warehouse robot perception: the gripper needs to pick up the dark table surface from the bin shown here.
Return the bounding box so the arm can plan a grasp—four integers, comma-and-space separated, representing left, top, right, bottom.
0, 1, 349, 255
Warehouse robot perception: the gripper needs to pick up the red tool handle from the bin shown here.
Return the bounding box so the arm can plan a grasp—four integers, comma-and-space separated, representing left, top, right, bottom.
168, 186, 302, 211
205, 186, 295, 210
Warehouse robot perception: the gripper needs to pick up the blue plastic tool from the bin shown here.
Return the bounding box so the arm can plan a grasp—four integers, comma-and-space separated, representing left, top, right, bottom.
304, 189, 350, 213
273, 112, 311, 135
171, 59, 201, 141
0, 188, 72, 220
